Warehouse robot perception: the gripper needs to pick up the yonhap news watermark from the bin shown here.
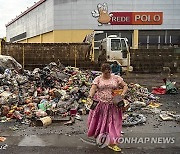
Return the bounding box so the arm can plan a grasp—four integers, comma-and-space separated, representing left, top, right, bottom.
96, 133, 178, 148
116, 136, 175, 144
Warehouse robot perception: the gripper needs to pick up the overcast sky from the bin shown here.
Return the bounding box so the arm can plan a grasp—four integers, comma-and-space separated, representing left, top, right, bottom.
0, 0, 39, 38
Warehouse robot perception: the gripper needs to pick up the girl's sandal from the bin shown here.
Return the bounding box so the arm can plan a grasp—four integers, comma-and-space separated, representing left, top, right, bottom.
64, 120, 75, 125
108, 145, 121, 152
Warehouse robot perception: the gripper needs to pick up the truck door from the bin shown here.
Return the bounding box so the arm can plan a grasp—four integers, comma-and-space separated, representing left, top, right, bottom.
121, 39, 128, 59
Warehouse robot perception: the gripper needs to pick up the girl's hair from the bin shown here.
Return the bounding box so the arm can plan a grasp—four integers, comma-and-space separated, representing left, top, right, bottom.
101, 63, 111, 72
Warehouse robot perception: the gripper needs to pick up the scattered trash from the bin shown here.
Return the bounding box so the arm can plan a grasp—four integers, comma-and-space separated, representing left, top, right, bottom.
126, 83, 160, 111
75, 114, 82, 121
36, 116, 52, 127
64, 120, 75, 126
149, 108, 162, 114
164, 79, 178, 94
147, 102, 162, 108
152, 87, 166, 95
123, 113, 146, 126
159, 113, 174, 121
175, 117, 180, 122
0, 137, 6, 142
0, 55, 22, 73
151, 78, 178, 95
9, 126, 19, 131
133, 101, 146, 107
167, 113, 180, 122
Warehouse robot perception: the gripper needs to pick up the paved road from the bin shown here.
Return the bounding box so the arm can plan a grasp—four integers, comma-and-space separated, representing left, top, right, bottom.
0, 146, 179, 154
0, 134, 180, 154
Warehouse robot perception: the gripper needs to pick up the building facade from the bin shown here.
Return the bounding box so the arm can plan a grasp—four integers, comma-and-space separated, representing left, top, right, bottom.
6, 0, 180, 49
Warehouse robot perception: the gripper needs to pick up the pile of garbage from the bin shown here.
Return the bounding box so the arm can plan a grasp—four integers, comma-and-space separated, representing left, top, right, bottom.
125, 83, 160, 110
0, 56, 178, 127
123, 83, 180, 126
0, 61, 159, 126
0, 55, 22, 74
120, 83, 159, 126
122, 113, 146, 127
0, 62, 100, 126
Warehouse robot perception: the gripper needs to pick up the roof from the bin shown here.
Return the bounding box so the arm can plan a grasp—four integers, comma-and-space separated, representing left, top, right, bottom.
6, 0, 46, 27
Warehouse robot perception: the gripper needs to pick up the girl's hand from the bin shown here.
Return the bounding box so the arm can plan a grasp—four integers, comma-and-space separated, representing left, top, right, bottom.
121, 93, 125, 99
87, 97, 93, 105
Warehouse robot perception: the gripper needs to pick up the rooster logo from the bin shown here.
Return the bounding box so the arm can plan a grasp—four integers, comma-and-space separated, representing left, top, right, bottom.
92, 3, 113, 26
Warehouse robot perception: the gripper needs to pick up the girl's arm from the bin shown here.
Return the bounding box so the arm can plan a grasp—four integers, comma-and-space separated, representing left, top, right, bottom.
120, 80, 128, 98
88, 84, 97, 98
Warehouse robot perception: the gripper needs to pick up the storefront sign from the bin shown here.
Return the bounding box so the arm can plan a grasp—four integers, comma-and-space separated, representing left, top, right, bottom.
92, 3, 163, 25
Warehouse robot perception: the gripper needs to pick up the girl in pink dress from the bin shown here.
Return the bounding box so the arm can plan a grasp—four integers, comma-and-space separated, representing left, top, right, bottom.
87, 63, 128, 152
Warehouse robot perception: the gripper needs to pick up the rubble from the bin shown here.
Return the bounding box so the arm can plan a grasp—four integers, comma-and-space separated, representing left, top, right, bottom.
159, 113, 174, 121
0, 58, 177, 128
36, 116, 52, 127
159, 111, 180, 122
0, 137, 6, 142
125, 83, 160, 111
122, 113, 146, 127
0, 55, 22, 73
0, 62, 98, 126
164, 79, 178, 94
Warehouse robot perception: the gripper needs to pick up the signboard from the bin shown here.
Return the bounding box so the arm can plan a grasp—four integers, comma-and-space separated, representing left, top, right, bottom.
92, 3, 163, 26
110, 12, 163, 25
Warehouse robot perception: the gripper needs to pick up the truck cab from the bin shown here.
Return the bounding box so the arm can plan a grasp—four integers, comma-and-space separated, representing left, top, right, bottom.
98, 35, 132, 72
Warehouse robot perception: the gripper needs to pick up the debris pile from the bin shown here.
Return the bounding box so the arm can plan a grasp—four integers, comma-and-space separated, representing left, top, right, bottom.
122, 113, 146, 127
123, 83, 179, 126
0, 57, 178, 127
125, 83, 160, 110
0, 55, 22, 74
0, 62, 99, 125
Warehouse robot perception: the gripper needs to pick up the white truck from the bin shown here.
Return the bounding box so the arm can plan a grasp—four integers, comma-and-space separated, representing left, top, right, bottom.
97, 35, 133, 72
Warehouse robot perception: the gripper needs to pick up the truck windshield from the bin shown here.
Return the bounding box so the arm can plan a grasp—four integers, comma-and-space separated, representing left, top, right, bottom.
111, 39, 121, 51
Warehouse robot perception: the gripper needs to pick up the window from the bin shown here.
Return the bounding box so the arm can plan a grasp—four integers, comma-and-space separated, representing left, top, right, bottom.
10, 32, 27, 42
160, 35, 165, 44
121, 33, 132, 47
139, 35, 147, 45
111, 39, 121, 51
172, 35, 180, 44
149, 36, 158, 44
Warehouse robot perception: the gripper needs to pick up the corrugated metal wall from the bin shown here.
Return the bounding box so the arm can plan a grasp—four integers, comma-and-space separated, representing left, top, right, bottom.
1, 41, 179, 73
130, 49, 180, 73
1, 42, 93, 70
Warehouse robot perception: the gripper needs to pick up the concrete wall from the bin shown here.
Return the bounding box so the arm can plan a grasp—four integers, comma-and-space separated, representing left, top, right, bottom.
53, 30, 93, 43
18, 31, 54, 43
17, 30, 93, 43
42, 31, 54, 43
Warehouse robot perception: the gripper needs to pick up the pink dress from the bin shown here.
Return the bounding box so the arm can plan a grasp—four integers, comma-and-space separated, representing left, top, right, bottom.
87, 74, 123, 144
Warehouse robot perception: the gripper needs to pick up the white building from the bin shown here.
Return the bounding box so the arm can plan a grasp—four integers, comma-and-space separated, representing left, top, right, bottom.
6, 0, 180, 49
